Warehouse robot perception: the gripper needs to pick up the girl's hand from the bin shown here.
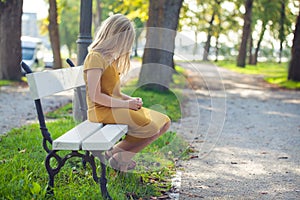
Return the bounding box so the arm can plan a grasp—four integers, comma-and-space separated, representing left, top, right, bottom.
127, 97, 143, 110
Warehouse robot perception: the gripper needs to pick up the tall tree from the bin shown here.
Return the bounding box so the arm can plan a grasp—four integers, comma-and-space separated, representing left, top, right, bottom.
202, 0, 221, 61
49, 0, 62, 69
288, 9, 300, 81
237, 0, 253, 67
0, 0, 23, 80
278, 0, 286, 63
138, 0, 183, 91
248, 0, 278, 65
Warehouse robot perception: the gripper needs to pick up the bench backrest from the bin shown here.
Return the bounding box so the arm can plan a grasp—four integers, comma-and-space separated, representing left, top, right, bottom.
26, 66, 84, 100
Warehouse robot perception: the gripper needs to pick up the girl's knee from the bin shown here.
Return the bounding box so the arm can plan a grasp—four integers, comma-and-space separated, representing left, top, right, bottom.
160, 121, 171, 134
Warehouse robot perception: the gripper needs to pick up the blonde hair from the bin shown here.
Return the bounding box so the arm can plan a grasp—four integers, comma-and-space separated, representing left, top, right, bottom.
88, 14, 135, 74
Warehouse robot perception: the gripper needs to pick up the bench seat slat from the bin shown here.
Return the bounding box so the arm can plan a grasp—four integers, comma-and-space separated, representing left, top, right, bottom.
52, 120, 103, 150
82, 124, 128, 151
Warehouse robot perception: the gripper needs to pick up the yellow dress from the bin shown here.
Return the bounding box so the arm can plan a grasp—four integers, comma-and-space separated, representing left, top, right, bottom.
83, 51, 170, 139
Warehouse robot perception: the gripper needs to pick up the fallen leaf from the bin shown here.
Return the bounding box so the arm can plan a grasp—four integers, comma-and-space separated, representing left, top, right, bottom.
278, 156, 288, 159
19, 149, 26, 153
261, 191, 268, 195
158, 194, 169, 199
190, 155, 198, 159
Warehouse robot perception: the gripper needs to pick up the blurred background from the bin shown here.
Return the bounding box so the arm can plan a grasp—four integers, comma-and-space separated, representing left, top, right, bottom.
0, 0, 299, 84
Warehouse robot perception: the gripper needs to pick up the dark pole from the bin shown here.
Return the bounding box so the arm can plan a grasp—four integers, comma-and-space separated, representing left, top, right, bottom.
74, 0, 93, 122
77, 0, 93, 65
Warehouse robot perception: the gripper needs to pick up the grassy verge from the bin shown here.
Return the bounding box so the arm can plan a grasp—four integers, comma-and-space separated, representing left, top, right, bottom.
0, 80, 21, 87
215, 61, 300, 90
0, 68, 189, 199
0, 80, 13, 87
0, 77, 28, 87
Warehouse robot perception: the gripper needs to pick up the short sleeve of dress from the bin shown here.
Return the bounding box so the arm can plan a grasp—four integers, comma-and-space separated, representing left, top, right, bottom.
83, 51, 108, 72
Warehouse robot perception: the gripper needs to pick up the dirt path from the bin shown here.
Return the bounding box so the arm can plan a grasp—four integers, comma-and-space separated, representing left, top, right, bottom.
172, 62, 300, 199
0, 85, 73, 135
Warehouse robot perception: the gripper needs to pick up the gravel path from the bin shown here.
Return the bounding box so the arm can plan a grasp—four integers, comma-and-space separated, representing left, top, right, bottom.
171, 62, 300, 200
0, 85, 73, 135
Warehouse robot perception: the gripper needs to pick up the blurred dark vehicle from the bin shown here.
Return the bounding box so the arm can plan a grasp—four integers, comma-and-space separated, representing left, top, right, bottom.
21, 36, 44, 73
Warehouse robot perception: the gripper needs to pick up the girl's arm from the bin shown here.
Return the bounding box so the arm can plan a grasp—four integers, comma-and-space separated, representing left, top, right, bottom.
86, 68, 142, 110
120, 92, 132, 100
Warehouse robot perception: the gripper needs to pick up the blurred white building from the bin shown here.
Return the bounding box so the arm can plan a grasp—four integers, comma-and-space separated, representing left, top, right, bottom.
22, 12, 39, 37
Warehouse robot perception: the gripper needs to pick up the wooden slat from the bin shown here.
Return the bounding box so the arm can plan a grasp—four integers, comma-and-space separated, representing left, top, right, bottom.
82, 124, 128, 151
52, 120, 103, 150
26, 66, 84, 100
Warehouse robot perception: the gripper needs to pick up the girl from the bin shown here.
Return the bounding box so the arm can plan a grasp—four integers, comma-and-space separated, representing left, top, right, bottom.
83, 14, 171, 171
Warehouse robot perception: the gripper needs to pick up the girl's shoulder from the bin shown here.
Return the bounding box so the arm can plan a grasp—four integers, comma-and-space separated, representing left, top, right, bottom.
84, 51, 109, 70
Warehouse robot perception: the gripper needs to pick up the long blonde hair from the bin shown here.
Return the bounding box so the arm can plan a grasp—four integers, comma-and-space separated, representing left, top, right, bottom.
88, 14, 135, 74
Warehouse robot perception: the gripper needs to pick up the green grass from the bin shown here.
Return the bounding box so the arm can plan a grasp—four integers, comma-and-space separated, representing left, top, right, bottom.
45, 102, 73, 119
216, 61, 300, 90
0, 80, 12, 87
0, 80, 14, 87
0, 70, 189, 199
0, 77, 29, 87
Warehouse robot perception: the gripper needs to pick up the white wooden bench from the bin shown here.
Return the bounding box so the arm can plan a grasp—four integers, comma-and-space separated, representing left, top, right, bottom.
21, 61, 127, 200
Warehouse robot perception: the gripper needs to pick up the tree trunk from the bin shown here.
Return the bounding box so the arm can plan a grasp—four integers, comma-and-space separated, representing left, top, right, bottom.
49, 0, 62, 69
203, 11, 216, 61
248, 33, 255, 64
214, 34, 220, 62
138, 0, 183, 91
237, 0, 253, 68
278, 0, 286, 64
0, 0, 23, 80
288, 13, 300, 81
193, 31, 198, 60
252, 24, 266, 65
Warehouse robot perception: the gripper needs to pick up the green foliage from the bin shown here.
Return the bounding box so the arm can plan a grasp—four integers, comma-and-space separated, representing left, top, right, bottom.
111, 0, 149, 22
216, 60, 300, 89
59, 0, 80, 57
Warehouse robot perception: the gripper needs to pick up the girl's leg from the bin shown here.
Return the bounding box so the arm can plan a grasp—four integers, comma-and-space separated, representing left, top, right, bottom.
110, 121, 171, 162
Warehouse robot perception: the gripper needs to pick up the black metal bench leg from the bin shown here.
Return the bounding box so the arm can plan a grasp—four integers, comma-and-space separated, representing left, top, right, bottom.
45, 150, 60, 196
89, 152, 112, 200
46, 174, 55, 195
82, 151, 89, 169
100, 161, 112, 200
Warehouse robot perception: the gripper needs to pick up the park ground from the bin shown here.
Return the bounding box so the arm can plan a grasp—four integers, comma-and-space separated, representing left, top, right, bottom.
0, 62, 299, 199
171, 62, 300, 199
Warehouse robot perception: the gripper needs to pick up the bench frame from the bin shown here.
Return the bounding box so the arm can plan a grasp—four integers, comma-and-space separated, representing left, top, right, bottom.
21, 61, 127, 200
